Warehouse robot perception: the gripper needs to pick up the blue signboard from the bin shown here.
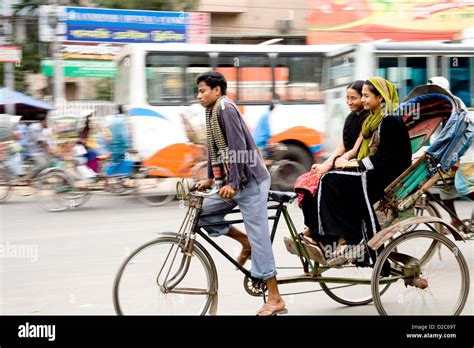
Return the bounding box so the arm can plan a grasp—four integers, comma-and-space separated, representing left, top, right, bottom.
66, 7, 188, 43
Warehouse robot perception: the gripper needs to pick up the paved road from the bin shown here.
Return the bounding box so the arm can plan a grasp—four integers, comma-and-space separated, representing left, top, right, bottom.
1, 190, 473, 315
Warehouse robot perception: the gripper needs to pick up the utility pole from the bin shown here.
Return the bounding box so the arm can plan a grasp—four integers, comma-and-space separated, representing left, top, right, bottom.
3, 14, 15, 116
49, 0, 64, 106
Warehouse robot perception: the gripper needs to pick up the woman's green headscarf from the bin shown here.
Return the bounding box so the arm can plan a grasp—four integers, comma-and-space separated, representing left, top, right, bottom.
357, 77, 399, 160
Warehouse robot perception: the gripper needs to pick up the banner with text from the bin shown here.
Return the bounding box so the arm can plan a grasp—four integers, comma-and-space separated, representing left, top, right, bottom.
41, 60, 116, 78
65, 7, 209, 44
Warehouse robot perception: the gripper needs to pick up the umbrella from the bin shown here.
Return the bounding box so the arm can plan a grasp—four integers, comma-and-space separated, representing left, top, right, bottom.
0, 88, 54, 114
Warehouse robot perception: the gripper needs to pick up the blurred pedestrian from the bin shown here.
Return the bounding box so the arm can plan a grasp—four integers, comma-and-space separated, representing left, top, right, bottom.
253, 102, 274, 159
28, 114, 52, 177
104, 105, 133, 176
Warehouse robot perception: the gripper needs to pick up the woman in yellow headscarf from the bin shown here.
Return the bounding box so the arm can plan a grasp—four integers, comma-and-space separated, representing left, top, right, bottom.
305, 77, 411, 267
357, 77, 399, 160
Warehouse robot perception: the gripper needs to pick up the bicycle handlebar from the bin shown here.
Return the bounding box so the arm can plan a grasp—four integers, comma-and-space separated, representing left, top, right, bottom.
189, 185, 220, 198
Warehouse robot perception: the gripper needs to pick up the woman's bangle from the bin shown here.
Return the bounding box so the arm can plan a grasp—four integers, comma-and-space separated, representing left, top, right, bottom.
332, 155, 341, 168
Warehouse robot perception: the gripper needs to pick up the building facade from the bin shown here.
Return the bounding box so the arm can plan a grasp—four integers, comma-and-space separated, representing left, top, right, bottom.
197, 0, 307, 44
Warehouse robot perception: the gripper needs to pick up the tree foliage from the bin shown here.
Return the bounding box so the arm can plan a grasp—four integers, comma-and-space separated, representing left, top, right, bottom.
94, 78, 113, 101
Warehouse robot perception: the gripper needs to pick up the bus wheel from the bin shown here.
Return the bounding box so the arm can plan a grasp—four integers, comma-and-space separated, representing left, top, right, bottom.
274, 144, 313, 170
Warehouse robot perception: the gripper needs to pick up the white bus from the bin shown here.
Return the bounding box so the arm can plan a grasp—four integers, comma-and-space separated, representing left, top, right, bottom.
114, 43, 344, 176
114, 41, 474, 173
322, 41, 474, 153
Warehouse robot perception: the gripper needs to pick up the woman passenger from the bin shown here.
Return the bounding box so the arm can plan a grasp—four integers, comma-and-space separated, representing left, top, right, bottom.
296, 80, 369, 238
310, 77, 412, 264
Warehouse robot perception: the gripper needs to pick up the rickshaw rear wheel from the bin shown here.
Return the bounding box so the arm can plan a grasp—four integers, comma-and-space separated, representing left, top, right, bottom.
0, 166, 11, 203
371, 230, 469, 315
35, 171, 90, 212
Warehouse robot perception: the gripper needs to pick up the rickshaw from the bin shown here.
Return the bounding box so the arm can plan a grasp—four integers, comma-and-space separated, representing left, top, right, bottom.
35, 110, 177, 211
112, 85, 472, 315
397, 85, 474, 240
0, 117, 52, 203
0, 139, 37, 202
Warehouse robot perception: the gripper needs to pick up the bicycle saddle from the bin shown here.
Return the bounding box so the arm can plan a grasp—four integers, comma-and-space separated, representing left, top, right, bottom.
268, 190, 297, 203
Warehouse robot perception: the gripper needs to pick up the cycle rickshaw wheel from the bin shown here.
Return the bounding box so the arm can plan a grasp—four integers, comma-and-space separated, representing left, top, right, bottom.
371, 230, 470, 315
0, 166, 11, 203
35, 171, 90, 212
319, 265, 391, 306
113, 236, 218, 315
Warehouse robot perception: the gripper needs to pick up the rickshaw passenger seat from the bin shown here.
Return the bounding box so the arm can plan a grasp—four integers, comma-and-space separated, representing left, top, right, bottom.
269, 191, 298, 203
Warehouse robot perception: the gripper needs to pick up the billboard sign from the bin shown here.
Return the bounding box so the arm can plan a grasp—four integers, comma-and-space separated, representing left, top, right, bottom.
41, 59, 116, 78
0, 46, 22, 63
307, 0, 474, 44
64, 7, 209, 44
59, 44, 122, 60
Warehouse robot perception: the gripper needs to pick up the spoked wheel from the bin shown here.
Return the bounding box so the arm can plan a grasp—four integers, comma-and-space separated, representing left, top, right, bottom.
320, 264, 390, 306
104, 176, 135, 196
0, 166, 11, 203
400, 202, 442, 233
371, 230, 470, 315
135, 167, 175, 206
392, 204, 443, 265
269, 160, 306, 191
15, 162, 35, 197
113, 236, 218, 315
35, 172, 90, 212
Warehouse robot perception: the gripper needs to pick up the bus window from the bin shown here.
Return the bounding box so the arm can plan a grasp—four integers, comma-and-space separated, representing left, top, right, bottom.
116, 56, 130, 105
185, 55, 212, 103
327, 54, 354, 88
146, 54, 185, 105
276, 55, 323, 103
217, 54, 272, 103
376, 57, 399, 85
448, 57, 472, 107
377, 57, 427, 99
404, 57, 427, 98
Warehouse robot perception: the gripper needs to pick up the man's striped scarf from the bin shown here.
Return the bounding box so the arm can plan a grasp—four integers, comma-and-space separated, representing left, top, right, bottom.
206, 96, 229, 181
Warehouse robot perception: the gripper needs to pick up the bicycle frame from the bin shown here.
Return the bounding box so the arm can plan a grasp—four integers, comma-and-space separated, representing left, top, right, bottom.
176, 193, 398, 290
